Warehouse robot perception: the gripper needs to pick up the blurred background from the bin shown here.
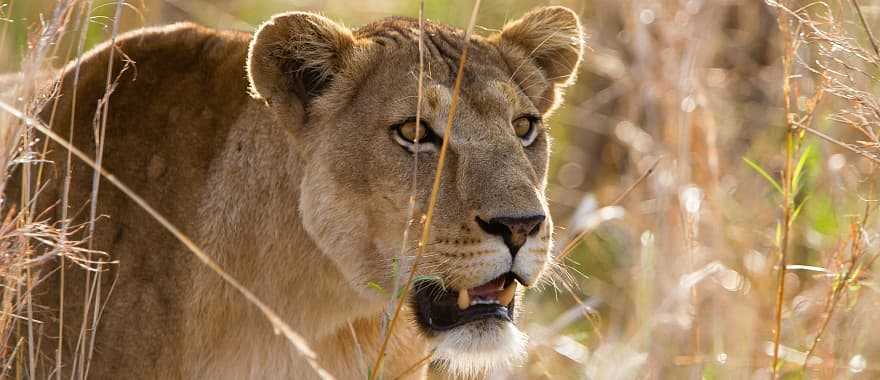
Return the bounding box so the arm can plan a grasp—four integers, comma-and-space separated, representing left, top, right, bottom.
3, 0, 880, 379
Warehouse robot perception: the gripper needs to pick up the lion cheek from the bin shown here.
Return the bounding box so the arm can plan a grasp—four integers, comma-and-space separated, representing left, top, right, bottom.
297, 169, 381, 297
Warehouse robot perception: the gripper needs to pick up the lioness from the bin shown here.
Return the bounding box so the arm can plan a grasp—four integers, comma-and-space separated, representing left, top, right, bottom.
13, 5, 584, 379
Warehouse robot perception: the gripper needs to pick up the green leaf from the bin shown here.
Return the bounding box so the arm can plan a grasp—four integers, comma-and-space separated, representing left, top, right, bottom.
791, 195, 810, 224
367, 282, 387, 295
805, 193, 839, 235
792, 145, 813, 192
743, 157, 783, 194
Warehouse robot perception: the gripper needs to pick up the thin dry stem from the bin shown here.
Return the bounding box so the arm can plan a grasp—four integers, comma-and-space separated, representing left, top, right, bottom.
771, 18, 796, 380
850, 0, 880, 57
557, 157, 660, 261
796, 124, 880, 164
369, 1, 481, 378
802, 222, 858, 369
391, 349, 435, 380
81, 3, 126, 376
59, 3, 94, 377
385, 0, 426, 341
0, 100, 335, 380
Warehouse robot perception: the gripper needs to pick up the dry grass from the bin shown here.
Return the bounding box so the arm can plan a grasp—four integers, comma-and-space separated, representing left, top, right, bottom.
371, 1, 481, 378
2, 0, 880, 379
1, 2, 332, 379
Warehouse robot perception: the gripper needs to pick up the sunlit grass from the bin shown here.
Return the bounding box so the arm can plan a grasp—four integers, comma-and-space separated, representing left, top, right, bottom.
2, 1, 880, 379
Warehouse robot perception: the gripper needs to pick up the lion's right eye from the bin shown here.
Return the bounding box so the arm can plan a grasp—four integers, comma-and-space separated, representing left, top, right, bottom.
392, 120, 437, 153
398, 121, 428, 143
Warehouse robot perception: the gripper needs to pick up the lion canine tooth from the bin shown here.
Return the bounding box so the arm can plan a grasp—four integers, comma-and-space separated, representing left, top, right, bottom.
499, 281, 517, 307
457, 289, 470, 310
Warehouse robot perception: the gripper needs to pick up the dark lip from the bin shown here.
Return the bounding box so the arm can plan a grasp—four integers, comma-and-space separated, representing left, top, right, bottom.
410, 273, 517, 333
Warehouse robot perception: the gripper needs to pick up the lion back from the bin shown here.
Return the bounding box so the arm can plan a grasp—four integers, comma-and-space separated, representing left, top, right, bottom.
8, 23, 254, 378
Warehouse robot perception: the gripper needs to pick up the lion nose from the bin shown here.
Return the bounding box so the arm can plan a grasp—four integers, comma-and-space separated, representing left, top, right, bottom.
476, 215, 545, 257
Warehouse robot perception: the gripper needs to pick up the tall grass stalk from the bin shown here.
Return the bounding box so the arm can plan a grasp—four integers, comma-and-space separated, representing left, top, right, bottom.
6, 1, 880, 379
57, 2, 95, 378
79, 2, 126, 377
383, 0, 425, 358
369, 2, 481, 378
769, 6, 797, 374
0, 99, 337, 378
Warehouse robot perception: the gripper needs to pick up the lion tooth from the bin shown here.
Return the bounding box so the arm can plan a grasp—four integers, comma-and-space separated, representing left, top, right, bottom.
499, 281, 517, 307
457, 289, 470, 310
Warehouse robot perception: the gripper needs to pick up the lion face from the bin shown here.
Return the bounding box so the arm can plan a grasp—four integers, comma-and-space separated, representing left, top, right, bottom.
247, 7, 583, 376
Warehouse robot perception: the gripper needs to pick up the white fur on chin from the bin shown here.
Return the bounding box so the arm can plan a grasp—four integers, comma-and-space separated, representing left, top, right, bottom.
431, 320, 528, 379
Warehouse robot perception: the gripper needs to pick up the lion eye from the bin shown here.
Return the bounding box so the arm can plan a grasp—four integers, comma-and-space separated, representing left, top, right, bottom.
512, 116, 540, 146
392, 120, 437, 153
398, 121, 428, 143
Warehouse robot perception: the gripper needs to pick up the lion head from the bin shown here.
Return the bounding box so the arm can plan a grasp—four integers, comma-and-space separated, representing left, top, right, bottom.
247, 7, 584, 376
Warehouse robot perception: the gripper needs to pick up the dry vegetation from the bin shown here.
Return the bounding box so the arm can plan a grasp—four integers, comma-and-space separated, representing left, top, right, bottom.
2, 0, 880, 379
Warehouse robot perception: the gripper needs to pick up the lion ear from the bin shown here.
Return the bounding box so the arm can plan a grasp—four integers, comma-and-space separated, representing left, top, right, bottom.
247, 12, 354, 107
495, 6, 584, 86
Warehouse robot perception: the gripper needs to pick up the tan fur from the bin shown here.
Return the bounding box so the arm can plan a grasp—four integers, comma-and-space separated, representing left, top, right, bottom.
9, 7, 584, 379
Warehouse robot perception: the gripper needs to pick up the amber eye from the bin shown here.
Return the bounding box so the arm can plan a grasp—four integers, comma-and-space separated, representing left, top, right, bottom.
397, 121, 428, 143
392, 120, 437, 152
512, 116, 540, 146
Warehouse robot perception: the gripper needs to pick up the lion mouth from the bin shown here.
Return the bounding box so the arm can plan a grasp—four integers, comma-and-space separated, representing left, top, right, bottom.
411, 273, 519, 332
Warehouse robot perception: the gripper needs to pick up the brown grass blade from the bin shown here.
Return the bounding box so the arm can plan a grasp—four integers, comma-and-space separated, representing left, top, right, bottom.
556, 157, 660, 262
0, 100, 335, 380
369, 1, 482, 378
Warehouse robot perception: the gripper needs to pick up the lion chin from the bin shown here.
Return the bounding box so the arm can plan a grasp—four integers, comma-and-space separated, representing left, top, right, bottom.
409, 272, 529, 377
431, 320, 528, 378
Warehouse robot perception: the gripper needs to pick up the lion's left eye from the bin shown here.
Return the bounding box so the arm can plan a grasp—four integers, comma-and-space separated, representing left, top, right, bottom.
512, 116, 540, 146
